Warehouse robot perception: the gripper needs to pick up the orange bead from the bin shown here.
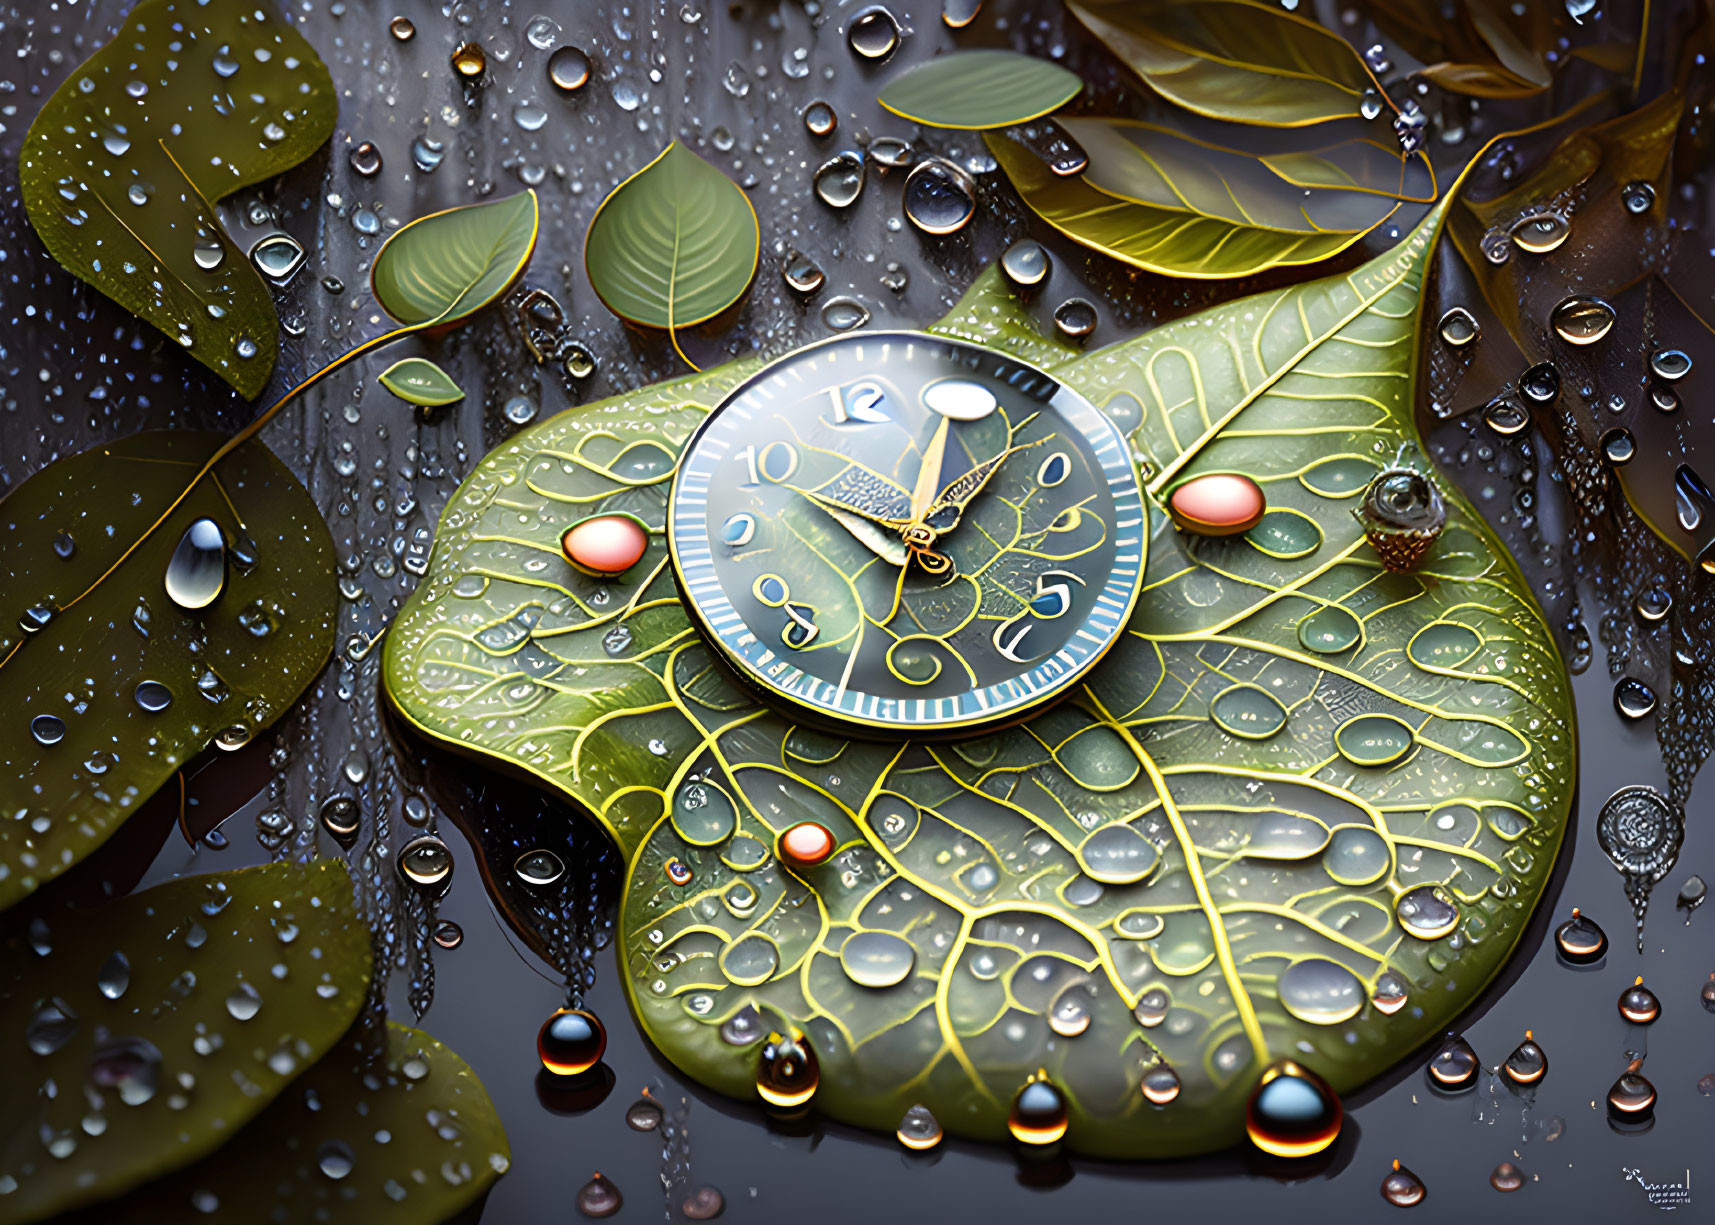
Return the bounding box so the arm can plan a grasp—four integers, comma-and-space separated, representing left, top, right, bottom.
777, 822, 835, 868
561, 515, 648, 576
1167, 473, 1265, 536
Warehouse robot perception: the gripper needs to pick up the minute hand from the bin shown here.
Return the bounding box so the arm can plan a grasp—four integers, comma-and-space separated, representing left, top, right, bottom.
924, 443, 1033, 531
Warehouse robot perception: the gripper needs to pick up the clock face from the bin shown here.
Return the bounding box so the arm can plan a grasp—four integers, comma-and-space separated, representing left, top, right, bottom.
668, 332, 1146, 734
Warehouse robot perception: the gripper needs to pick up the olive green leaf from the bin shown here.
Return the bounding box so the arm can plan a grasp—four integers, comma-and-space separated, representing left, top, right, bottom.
370, 191, 540, 328
986, 131, 1357, 278
19, 0, 336, 399
378, 357, 466, 407
877, 49, 1082, 129
60, 1023, 509, 1224
0, 860, 370, 1222
1364, 0, 1557, 97
383, 198, 1574, 1157
0, 431, 337, 913
584, 142, 761, 341
1066, 0, 1381, 127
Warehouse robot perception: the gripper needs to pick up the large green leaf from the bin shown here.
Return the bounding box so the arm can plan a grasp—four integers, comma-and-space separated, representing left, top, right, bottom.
19, 0, 335, 399
370, 191, 540, 328
378, 357, 466, 408
986, 131, 1359, 278
1066, 0, 1379, 127
383, 202, 1574, 1157
584, 142, 760, 330
877, 50, 1082, 129
0, 860, 371, 1222
0, 432, 337, 912
59, 1023, 509, 1224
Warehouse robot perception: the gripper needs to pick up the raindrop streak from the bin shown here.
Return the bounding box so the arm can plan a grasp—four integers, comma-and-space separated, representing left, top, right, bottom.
397, 835, 453, 888
897, 1103, 943, 1149
539, 1008, 606, 1076
1438, 306, 1479, 347
1596, 785, 1683, 948
1245, 1060, 1341, 1158
1554, 908, 1608, 963
757, 1028, 819, 1107
1613, 677, 1656, 720
903, 158, 976, 234
1054, 298, 1097, 340
1550, 295, 1615, 344
624, 1095, 663, 1131
576, 1173, 621, 1218
682, 1186, 725, 1220
1490, 1161, 1524, 1192
1502, 1031, 1547, 1086
1009, 1073, 1069, 1145
1382, 1159, 1427, 1207
813, 151, 866, 208
548, 46, 592, 92
821, 297, 870, 331
1608, 1057, 1657, 1122
451, 41, 487, 79
1001, 239, 1050, 290
1427, 1033, 1480, 1090
515, 849, 566, 887
1618, 977, 1661, 1023
848, 6, 901, 59
164, 518, 226, 611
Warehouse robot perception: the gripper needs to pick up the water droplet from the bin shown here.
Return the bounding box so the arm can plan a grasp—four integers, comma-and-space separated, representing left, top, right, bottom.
127, 182, 151, 206
90, 1035, 161, 1105
868, 136, 913, 168
576, 1173, 622, 1218
1427, 1033, 1480, 1090
411, 135, 446, 173
820, 296, 870, 331
625, 1095, 663, 1131
131, 679, 173, 714
1371, 971, 1408, 1015
1278, 958, 1364, 1025
720, 1004, 767, 1046
433, 920, 463, 949
778, 821, 836, 868
250, 233, 305, 281
1618, 976, 1660, 1023
515, 849, 566, 887
1168, 472, 1265, 535
317, 1140, 354, 1180
1502, 1031, 1547, 1086
451, 41, 487, 79
1520, 362, 1560, 403
1489, 1161, 1524, 1192
348, 141, 381, 176
513, 100, 548, 131
897, 1103, 942, 1149
1480, 229, 1511, 264
840, 930, 916, 988
1245, 1060, 1341, 1158
397, 835, 453, 888
1602, 427, 1636, 466
665, 857, 693, 885
943, 0, 983, 26
1396, 884, 1459, 939
1133, 987, 1169, 1027
319, 795, 360, 844
562, 515, 648, 577
1357, 468, 1445, 572
1650, 347, 1692, 381
804, 100, 837, 137
682, 1186, 725, 1220
1359, 89, 1383, 120
1678, 874, 1707, 916
1622, 180, 1656, 213
388, 15, 415, 41
1614, 677, 1656, 720
525, 15, 559, 49
903, 158, 976, 234
813, 150, 866, 208
1551, 294, 1615, 344
224, 981, 262, 1021
165, 518, 226, 611
1382, 1159, 1426, 1207
1053, 297, 1097, 340
1483, 396, 1530, 436
1608, 1057, 1656, 1120
757, 1028, 819, 1107
539, 1008, 606, 1076
27, 999, 79, 1054
97, 951, 130, 1000
1141, 1063, 1180, 1105
1510, 209, 1570, 253
1554, 908, 1607, 964
1438, 306, 1479, 347
783, 250, 825, 295
848, 6, 901, 59
1001, 238, 1049, 290
1636, 587, 1672, 622
192, 233, 225, 270
548, 45, 592, 92
31, 713, 66, 746
1009, 1072, 1068, 1145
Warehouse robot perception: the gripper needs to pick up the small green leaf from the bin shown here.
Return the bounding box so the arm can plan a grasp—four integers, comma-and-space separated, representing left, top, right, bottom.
370, 191, 540, 327
378, 357, 466, 407
0, 860, 371, 1222
1066, 0, 1379, 127
584, 142, 760, 331
878, 49, 1081, 129
65, 1022, 509, 1224
19, 0, 336, 399
0, 432, 337, 912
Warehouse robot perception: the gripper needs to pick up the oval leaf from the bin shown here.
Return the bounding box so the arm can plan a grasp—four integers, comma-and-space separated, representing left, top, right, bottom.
878, 49, 1082, 129
378, 357, 466, 407
0, 432, 337, 912
62, 1023, 508, 1224
986, 131, 1355, 278
384, 203, 1575, 1157
585, 142, 760, 330
370, 190, 540, 327
0, 860, 371, 1222
1067, 0, 1378, 127
19, 0, 336, 399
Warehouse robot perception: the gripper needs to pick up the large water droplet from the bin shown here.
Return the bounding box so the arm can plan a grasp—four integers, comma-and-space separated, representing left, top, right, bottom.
1002, 238, 1049, 290
397, 835, 453, 887
31, 713, 67, 746
1382, 1159, 1426, 1207
625, 1095, 664, 1131
1602, 427, 1636, 466
164, 518, 226, 611
249, 232, 305, 281
813, 150, 866, 208
848, 6, 901, 59
1438, 306, 1479, 347
1550, 295, 1615, 345
1489, 1161, 1524, 1192
903, 158, 976, 234
1621, 180, 1656, 213
821, 297, 870, 331
1141, 1063, 1180, 1105
1502, 1031, 1547, 1086
1009, 1073, 1068, 1145
1482, 395, 1530, 436
451, 41, 487, 79
515, 849, 566, 887
576, 1173, 622, 1218
897, 1103, 943, 1149
803, 99, 837, 137
757, 1028, 819, 1107
97, 951, 131, 1000
1278, 958, 1364, 1025
133, 680, 172, 713
1427, 1033, 1479, 1090
348, 141, 381, 176
1607, 1057, 1656, 1121
90, 1035, 161, 1105
27, 999, 79, 1055
1555, 907, 1607, 963
539, 1008, 606, 1076
1245, 1060, 1341, 1158
388, 15, 415, 41
411, 135, 446, 173
840, 930, 915, 988
1613, 676, 1656, 720
1509, 209, 1570, 253
1396, 884, 1459, 939
225, 981, 263, 1021
1053, 297, 1097, 340
1618, 976, 1661, 1023
547, 44, 591, 92
317, 1140, 354, 1179
1520, 362, 1560, 403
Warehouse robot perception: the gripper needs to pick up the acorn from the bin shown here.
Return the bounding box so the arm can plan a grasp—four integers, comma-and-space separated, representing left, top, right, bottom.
1355, 467, 1445, 572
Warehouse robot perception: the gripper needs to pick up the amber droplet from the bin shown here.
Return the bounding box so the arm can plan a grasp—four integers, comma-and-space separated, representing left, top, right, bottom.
538, 1008, 606, 1077
1382, 1158, 1426, 1207
1489, 1161, 1524, 1192
757, 1028, 819, 1107
451, 41, 487, 79
1245, 1059, 1341, 1158
1607, 1057, 1657, 1119
1618, 976, 1661, 1023
1168, 472, 1266, 536
1554, 908, 1607, 964
777, 821, 836, 869
576, 1172, 622, 1218
562, 515, 649, 577
1009, 1072, 1069, 1145
388, 15, 416, 41
1427, 1033, 1480, 1090
1502, 1030, 1547, 1086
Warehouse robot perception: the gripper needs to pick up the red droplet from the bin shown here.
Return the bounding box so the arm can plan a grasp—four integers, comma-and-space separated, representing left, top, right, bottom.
777, 822, 835, 868
561, 515, 648, 575
1168, 473, 1266, 535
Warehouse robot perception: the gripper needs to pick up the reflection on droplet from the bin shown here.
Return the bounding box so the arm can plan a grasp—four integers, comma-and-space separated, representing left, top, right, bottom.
317, 1140, 354, 1180
1427, 1033, 1480, 1090
1550, 295, 1615, 345
903, 158, 976, 234
397, 835, 453, 888
225, 981, 263, 1021
250, 232, 306, 280
349, 142, 381, 176
1001, 238, 1050, 291
1245, 1060, 1341, 1158
1438, 306, 1479, 347
783, 250, 825, 295
1622, 180, 1656, 214
319, 795, 359, 845
1382, 1159, 1426, 1207
1490, 1161, 1524, 1192
548, 45, 592, 92
451, 41, 487, 78
1396, 884, 1459, 939
1134, 987, 1169, 1028
132, 680, 172, 714
1602, 427, 1635, 466
1009, 1072, 1068, 1145
1618, 976, 1661, 1023
32, 713, 67, 746
1614, 676, 1657, 720
412, 135, 446, 172
97, 951, 131, 1000
897, 1103, 943, 1149
1608, 1057, 1656, 1121
1141, 1063, 1181, 1105
868, 136, 913, 168
27, 999, 79, 1054
389, 15, 416, 41
540, 1008, 606, 1076
1650, 347, 1692, 381
682, 1186, 726, 1220
814, 150, 866, 208
778, 821, 836, 869
515, 849, 566, 887
944, 0, 983, 26
821, 296, 870, 331
1371, 971, 1408, 1015
1480, 229, 1511, 264
576, 1173, 622, 1218
1636, 587, 1672, 623
433, 920, 463, 950
1169, 472, 1265, 535
1509, 209, 1569, 253
1520, 362, 1560, 403
721, 1004, 767, 1046
1053, 297, 1097, 340
1502, 1031, 1547, 1086
1048, 982, 1094, 1037
848, 6, 901, 59
803, 99, 837, 137
1482, 396, 1529, 436
562, 515, 648, 576
757, 1028, 819, 1107
165, 518, 226, 611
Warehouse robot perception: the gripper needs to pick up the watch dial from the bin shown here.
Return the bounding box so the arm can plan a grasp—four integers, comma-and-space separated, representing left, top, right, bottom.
669, 332, 1145, 732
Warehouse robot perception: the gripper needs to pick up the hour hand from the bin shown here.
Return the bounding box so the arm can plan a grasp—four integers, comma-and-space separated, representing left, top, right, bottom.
924, 443, 1032, 532
791, 464, 913, 528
